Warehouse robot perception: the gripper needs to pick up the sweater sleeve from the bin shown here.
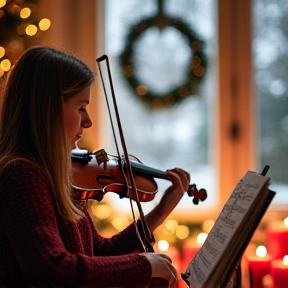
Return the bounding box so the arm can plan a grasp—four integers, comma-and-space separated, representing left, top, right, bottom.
0, 161, 152, 288
91, 218, 153, 256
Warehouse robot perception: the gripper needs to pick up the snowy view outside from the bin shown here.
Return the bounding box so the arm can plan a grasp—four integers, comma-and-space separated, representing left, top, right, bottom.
103, 0, 217, 212
253, 0, 288, 203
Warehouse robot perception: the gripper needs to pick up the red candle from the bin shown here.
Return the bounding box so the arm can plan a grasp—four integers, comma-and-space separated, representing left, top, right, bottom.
266, 220, 288, 260
245, 246, 272, 288
155, 241, 182, 287
271, 256, 288, 288
179, 237, 204, 288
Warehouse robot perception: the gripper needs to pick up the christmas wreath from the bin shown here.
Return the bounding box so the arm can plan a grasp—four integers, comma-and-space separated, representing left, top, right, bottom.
119, 16, 207, 109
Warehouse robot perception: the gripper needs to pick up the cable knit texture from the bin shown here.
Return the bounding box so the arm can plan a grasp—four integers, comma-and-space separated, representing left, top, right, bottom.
0, 160, 152, 288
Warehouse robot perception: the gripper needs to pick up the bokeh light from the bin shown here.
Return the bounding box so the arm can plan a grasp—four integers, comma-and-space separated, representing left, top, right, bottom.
165, 219, 178, 232
197, 232, 208, 244
175, 225, 189, 239
20, 7, 31, 19
157, 240, 169, 251
256, 245, 267, 258
0, 0, 6, 9
39, 18, 51, 31
0, 46, 5, 58
112, 215, 129, 231
0, 59, 11, 72
25, 24, 37, 36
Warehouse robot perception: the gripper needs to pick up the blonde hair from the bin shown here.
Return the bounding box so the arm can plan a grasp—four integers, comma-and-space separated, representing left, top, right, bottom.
0, 46, 95, 221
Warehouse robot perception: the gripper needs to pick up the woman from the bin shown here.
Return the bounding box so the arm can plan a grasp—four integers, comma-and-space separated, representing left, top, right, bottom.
0, 46, 189, 287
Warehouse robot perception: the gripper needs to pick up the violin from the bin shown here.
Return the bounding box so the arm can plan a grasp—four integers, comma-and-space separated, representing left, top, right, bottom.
71, 148, 207, 205
71, 54, 208, 288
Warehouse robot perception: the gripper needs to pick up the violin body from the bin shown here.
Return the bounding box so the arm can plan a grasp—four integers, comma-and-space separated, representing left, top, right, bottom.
71, 148, 207, 205
71, 149, 159, 202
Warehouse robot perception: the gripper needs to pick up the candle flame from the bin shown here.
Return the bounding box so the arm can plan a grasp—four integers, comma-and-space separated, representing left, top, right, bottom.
158, 240, 169, 251
283, 255, 288, 266
256, 245, 267, 258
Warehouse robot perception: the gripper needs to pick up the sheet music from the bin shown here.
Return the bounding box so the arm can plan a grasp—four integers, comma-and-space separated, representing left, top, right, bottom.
185, 171, 269, 288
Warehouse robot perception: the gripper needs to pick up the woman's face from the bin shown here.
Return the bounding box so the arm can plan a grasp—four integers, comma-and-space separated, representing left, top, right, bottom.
64, 85, 92, 149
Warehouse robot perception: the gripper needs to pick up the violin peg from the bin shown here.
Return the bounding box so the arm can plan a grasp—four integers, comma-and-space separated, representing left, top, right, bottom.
198, 188, 207, 201
187, 183, 198, 197
94, 149, 109, 164
193, 197, 200, 205
187, 184, 207, 205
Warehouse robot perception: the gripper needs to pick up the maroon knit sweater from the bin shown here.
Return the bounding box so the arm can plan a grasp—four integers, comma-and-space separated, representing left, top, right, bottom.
0, 160, 152, 288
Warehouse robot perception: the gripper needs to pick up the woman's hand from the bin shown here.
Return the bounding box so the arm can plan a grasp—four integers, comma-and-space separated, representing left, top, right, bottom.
144, 168, 190, 232
161, 168, 190, 209
143, 252, 177, 288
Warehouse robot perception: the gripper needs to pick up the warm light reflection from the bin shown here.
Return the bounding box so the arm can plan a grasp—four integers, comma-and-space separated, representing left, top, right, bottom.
112, 215, 128, 230
175, 225, 189, 239
25, 24, 37, 36
202, 219, 214, 233
39, 18, 51, 31
136, 85, 147, 96
158, 240, 169, 251
17, 23, 27, 35
197, 232, 208, 244
0, 68, 4, 77
283, 255, 288, 266
20, 7, 31, 19
0, 0, 6, 9
91, 204, 111, 220
284, 217, 288, 228
0, 59, 11, 72
165, 219, 178, 232
256, 245, 267, 258
0, 46, 5, 58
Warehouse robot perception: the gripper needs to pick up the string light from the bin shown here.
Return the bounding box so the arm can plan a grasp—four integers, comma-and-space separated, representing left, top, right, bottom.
17, 23, 28, 35
20, 7, 31, 19
0, 0, 50, 79
39, 18, 51, 31
157, 240, 169, 251
0, 46, 5, 59
0, 59, 11, 72
25, 24, 37, 36
0, 0, 6, 9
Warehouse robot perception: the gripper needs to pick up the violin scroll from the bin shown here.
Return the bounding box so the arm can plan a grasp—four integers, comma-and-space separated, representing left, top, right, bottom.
187, 184, 207, 205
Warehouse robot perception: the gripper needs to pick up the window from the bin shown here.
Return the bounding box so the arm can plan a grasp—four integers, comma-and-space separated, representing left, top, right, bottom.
102, 0, 217, 218
253, 0, 288, 204
96, 0, 288, 219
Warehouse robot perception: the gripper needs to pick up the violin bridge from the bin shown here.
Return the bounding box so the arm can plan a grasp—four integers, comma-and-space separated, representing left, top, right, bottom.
94, 149, 109, 164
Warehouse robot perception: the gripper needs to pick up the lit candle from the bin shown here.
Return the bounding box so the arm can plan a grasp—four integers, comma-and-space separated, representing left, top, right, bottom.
271, 255, 288, 288
155, 241, 181, 276
266, 219, 288, 260
181, 233, 207, 271
245, 246, 272, 288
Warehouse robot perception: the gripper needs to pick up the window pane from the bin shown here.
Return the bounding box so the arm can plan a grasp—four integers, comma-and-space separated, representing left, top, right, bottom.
253, 0, 288, 203
104, 0, 217, 213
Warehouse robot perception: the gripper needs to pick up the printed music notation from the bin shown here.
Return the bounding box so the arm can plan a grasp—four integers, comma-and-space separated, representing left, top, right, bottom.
184, 171, 271, 288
